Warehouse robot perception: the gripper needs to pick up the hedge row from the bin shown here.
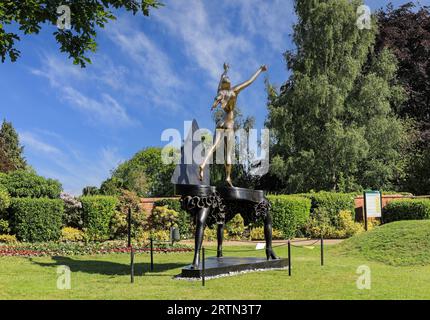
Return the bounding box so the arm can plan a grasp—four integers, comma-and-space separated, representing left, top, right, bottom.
10, 198, 64, 242
301, 191, 356, 222
154, 192, 356, 239
81, 196, 118, 241
267, 195, 311, 238
382, 199, 430, 223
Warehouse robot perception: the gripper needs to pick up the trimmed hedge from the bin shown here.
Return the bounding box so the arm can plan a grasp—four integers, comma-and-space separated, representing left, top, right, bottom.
10, 198, 64, 242
267, 195, 311, 239
0, 170, 62, 199
81, 196, 118, 240
301, 191, 356, 223
382, 199, 430, 223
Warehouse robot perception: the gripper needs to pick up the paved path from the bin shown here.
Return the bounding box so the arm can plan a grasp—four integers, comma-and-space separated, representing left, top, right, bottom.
182, 239, 344, 247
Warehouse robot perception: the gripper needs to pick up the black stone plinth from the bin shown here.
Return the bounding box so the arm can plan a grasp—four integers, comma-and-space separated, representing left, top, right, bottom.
180, 257, 289, 278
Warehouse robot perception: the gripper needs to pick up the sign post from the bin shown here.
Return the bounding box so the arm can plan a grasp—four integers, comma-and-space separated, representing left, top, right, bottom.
363, 190, 382, 231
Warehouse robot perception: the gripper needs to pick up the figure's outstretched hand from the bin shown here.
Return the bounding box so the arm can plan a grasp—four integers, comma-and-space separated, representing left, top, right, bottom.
260, 65, 268, 72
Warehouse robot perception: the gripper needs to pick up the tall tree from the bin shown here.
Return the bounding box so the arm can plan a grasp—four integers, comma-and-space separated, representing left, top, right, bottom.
102, 147, 175, 197
267, 0, 407, 193
0, 0, 162, 67
0, 120, 26, 173
375, 3, 430, 194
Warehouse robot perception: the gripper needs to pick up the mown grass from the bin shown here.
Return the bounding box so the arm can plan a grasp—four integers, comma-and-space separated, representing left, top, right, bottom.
335, 220, 430, 266
1, 241, 430, 299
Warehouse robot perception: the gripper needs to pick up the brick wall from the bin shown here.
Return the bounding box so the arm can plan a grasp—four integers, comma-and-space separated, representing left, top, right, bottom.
140, 197, 179, 215
354, 194, 414, 220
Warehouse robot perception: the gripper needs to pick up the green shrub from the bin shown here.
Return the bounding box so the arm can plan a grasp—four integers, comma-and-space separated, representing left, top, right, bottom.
81, 196, 118, 241
0, 234, 17, 243
267, 195, 312, 239
150, 230, 171, 242
302, 191, 356, 224
383, 199, 430, 223
249, 227, 284, 240
61, 227, 85, 242
305, 210, 364, 239
150, 205, 179, 230
153, 198, 192, 239
110, 190, 147, 239
10, 198, 64, 242
226, 214, 245, 240
0, 219, 10, 234
0, 185, 11, 211
0, 170, 62, 198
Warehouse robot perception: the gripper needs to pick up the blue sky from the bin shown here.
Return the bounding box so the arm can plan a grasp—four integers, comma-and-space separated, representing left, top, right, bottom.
0, 0, 426, 195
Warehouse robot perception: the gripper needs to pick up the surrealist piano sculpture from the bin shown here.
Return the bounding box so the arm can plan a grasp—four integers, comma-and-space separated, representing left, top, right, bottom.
172, 64, 288, 278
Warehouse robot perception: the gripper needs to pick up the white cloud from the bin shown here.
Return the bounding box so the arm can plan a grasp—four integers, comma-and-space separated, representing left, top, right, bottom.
30, 54, 135, 127
153, 0, 257, 85
19, 131, 62, 155
20, 130, 123, 195
105, 17, 184, 111
225, 0, 295, 51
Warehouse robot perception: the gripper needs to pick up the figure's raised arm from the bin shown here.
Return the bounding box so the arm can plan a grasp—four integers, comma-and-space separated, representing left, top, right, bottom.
233, 65, 267, 93
211, 94, 222, 110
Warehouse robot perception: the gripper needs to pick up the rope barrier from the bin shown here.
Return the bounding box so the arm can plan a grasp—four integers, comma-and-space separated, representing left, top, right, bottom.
202, 239, 321, 253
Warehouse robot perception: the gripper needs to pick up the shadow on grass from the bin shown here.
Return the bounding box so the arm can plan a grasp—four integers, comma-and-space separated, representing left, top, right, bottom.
30, 256, 186, 276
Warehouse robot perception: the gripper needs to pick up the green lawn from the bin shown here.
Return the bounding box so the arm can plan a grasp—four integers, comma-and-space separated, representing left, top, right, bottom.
1, 243, 430, 299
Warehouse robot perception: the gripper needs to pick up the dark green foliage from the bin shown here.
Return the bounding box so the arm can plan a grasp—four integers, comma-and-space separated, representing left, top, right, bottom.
10, 198, 64, 242
0, 120, 26, 173
153, 198, 192, 239
0, 170, 62, 198
375, 3, 430, 195
382, 199, 430, 223
82, 186, 99, 196
100, 177, 123, 196
81, 196, 118, 241
266, 0, 407, 193
0, 1, 162, 67
266, 195, 311, 239
303, 191, 356, 224
104, 147, 175, 197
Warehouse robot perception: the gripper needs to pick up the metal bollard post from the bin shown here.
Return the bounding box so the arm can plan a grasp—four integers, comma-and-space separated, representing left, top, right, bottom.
127, 207, 132, 248
202, 247, 206, 287
130, 247, 135, 283
150, 238, 154, 272
288, 240, 291, 276
321, 235, 324, 266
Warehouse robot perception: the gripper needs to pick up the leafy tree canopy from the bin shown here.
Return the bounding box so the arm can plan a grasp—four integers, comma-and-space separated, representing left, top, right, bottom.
375, 2, 430, 195
267, 0, 407, 193
0, 170, 62, 199
0, 0, 162, 67
101, 147, 175, 197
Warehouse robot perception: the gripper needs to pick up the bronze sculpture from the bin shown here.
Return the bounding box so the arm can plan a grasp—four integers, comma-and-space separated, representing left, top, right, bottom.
172, 64, 284, 277
199, 63, 267, 187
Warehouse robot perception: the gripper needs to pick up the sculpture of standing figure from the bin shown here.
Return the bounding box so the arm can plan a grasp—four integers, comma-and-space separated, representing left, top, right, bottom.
199, 63, 267, 187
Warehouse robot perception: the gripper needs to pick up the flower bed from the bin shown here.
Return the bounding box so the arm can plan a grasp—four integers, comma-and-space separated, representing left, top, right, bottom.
0, 241, 192, 257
